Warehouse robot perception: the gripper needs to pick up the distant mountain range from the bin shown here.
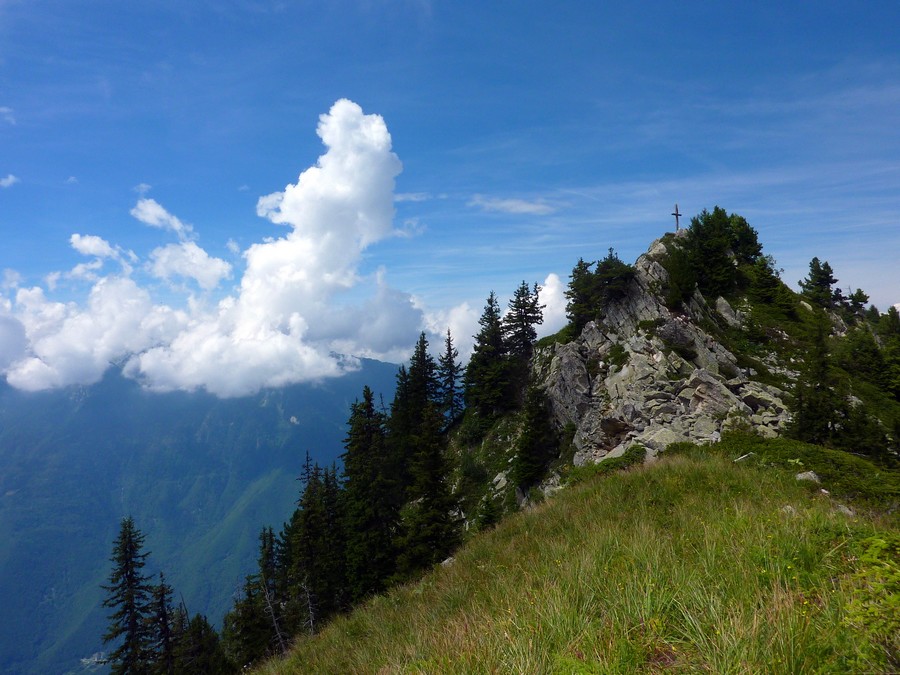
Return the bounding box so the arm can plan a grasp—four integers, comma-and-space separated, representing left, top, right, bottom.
0, 360, 398, 675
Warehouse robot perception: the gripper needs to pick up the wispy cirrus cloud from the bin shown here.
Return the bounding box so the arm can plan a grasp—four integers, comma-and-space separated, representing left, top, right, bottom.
0, 107, 14, 125
468, 194, 557, 215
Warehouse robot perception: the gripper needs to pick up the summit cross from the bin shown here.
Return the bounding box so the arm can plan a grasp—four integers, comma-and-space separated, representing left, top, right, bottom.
672, 203, 682, 231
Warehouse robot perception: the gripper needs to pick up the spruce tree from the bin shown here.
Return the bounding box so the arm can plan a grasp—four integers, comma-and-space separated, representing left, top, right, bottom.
512, 385, 558, 490
436, 328, 464, 426
172, 613, 231, 674
341, 386, 398, 602
565, 257, 597, 333
148, 573, 175, 675
102, 516, 154, 674
788, 316, 843, 445
394, 404, 460, 578
799, 257, 838, 309
465, 291, 511, 419
502, 280, 544, 360
684, 206, 737, 298
221, 578, 270, 669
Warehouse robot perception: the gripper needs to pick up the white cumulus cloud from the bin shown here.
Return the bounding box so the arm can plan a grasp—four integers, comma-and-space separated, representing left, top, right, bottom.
124, 99, 422, 396
70, 234, 117, 259
131, 198, 193, 240
537, 273, 568, 337
1, 99, 452, 396
1, 174, 20, 188
149, 241, 232, 291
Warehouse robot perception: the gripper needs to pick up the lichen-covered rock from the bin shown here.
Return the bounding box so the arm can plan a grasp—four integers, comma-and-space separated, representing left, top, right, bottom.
534, 235, 790, 467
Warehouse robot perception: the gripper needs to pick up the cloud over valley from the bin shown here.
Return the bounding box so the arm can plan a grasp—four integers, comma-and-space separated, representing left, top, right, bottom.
0, 100, 477, 397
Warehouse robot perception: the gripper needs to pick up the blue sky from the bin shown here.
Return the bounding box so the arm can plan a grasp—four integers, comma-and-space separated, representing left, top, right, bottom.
1, 1, 899, 395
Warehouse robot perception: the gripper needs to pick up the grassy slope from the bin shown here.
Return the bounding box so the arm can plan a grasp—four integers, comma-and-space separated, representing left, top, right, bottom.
258, 441, 898, 674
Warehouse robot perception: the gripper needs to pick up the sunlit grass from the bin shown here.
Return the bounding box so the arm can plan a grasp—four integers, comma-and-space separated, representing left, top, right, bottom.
257, 450, 895, 674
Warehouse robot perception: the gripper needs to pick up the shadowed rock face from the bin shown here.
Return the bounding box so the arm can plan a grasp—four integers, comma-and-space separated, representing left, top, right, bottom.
533, 235, 790, 466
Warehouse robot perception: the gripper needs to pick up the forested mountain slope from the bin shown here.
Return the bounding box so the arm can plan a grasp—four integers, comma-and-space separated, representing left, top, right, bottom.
0, 360, 397, 675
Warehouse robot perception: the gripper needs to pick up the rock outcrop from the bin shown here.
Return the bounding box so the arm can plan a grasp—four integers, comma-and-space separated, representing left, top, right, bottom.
533, 234, 790, 466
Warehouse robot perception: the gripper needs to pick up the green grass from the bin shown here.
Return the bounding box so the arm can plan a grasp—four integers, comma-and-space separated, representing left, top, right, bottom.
256, 444, 898, 674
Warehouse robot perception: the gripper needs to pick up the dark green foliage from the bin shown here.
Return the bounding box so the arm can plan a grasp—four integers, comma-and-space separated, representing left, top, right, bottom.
342, 386, 398, 602
608, 343, 629, 369
746, 255, 795, 316
464, 291, 513, 419
565, 250, 636, 332
662, 207, 765, 307
836, 328, 886, 388
283, 458, 347, 634
148, 574, 175, 675
221, 578, 271, 669
728, 214, 763, 265
799, 257, 838, 309
595, 248, 636, 302
437, 329, 464, 426
502, 280, 544, 360
102, 516, 154, 674
512, 386, 558, 489
849, 288, 870, 318
395, 405, 461, 577
880, 306, 900, 337
565, 257, 597, 333
661, 241, 696, 309
787, 316, 845, 447
684, 206, 739, 299
172, 613, 231, 674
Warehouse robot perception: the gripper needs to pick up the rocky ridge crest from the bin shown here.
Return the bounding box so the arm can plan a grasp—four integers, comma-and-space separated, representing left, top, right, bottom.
533, 233, 790, 466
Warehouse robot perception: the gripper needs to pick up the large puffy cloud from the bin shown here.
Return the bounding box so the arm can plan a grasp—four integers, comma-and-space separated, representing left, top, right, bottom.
5, 280, 186, 391
537, 273, 568, 337
122, 99, 422, 396
149, 241, 232, 291
0, 99, 495, 396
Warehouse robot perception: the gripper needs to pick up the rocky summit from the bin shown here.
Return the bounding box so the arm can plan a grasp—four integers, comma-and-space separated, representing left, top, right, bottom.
534, 232, 790, 466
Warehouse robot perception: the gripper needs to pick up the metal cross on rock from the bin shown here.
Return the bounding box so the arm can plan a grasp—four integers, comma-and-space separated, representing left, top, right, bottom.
672, 203, 682, 231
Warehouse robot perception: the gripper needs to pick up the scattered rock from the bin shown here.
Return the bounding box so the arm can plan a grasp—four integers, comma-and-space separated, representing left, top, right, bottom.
533, 235, 790, 470
440, 556, 455, 567
835, 504, 855, 517
733, 452, 756, 463
781, 505, 797, 516
795, 471, 821, 483
715, 296, 743, 327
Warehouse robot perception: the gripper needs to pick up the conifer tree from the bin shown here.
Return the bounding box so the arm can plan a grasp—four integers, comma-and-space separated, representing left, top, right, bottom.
389, 334, 440, 490
148, 573, 175, 675
512, 385, 558, 490
436, 328, 464, 425
172, 613, 231, 674
465, 291, 512, 418
788, 316, 843, 445
102, 516, 154, 674
685, 206, 737, 298
502, 280, 544, 360
799, 257, 838, 309
221, 578, 270, 669
394, 404, 460, 578
342, 386, 398, 602
565, 257, 597, 333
